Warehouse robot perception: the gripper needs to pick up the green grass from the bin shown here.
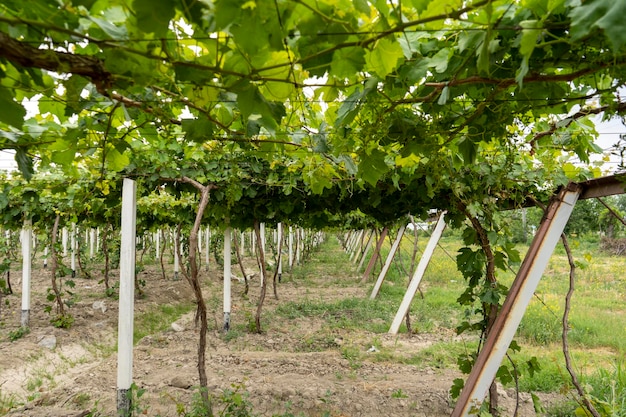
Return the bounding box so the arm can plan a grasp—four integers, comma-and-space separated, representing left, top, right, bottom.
321, 231, 626, 415
0, 389, 20, 416
275, 296, 397, 333
582, 360, 626, 417
133, 302, 195, 344
402, 340, 479, 369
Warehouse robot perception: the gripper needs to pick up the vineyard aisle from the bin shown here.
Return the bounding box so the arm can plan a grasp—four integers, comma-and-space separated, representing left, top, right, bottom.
0, 237, 563, 417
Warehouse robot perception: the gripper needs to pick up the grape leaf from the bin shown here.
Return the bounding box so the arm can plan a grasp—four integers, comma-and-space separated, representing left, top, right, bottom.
365, 38, 404, 78
236, 83, 285, 134
358, 149, 389, 186
15, 147, 33, 180
132, 0, 175, 35
182, 118, 215, 143
569, 0, 626, 49
0, 86, 26, 128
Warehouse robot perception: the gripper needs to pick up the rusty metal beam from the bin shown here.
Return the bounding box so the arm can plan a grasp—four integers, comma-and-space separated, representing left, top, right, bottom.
499, 173, 626, 210
451, 183, 583, 417
579, 174, 626, 200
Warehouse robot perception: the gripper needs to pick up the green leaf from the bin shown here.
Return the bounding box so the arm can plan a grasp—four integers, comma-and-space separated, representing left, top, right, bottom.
334, 78, 378, 128
174, 64, 215, 86
519, 20, 542, 57
509, 340, 521, 353
526, 356, 541, 377
258, 51, 296, 100
335, 89, 362, 128
353, 0, 371, 15
428, 48, 451, 73
450, 378, 465, 399
358, 149, 389, 187
531, 393, 546, 413
496, 364, 513, 385
0, 85, 26, 128
182, 117, 214, 143
456, 247, 485, 283
15, 148, 33, 180
480, 286, 500, 305
569, 0, 626, 49
364, 38, 404, 78
457, 137, 477, 164
331, 47, 366, 79
0, 130, 20, 143
50, 147, 77, 167
437, 86, 450, 105
88, 16, 128, 39
421, 0, 463, 24
64, 75, 89, 115
102, 49, 157, 84
106, 147, 130, 171
132, 0, 175, 35
494, 251, 507, 270
236, 83, 285, 134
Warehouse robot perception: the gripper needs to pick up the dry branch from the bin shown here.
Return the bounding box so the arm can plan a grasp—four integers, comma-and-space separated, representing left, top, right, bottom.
561, 234, 600, 417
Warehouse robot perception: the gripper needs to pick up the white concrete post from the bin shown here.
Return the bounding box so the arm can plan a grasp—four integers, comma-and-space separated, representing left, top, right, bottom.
389, 212, 447, 334
21, 219, 32, 327
277, 223, 283, 281
370, 224, 406, 299
259, 223, 266, 284
288, 226, 294, 269
356, 230, 374, 272
259, 223, 266, 252
155, 231, 160, 260
173, 232, 180, 280
296, 228, 302, 265
70, 223, 76, 277
223, 227, 232, 331
62, 227, 68, 257
251, 230, 256, 257
350, 230, 365, 263
205, 227, 210, 271
117, 179, 137, 416
90, 228, 96, 259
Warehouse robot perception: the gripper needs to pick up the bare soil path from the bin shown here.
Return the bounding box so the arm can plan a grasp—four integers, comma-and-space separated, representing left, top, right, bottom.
1, 243, 558, 417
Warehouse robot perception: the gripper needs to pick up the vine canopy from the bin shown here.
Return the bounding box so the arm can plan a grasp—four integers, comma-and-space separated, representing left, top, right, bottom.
0, 0, 625, 224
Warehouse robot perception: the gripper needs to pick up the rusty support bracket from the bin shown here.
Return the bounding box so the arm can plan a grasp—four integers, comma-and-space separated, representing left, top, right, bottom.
452, 183, 582, 416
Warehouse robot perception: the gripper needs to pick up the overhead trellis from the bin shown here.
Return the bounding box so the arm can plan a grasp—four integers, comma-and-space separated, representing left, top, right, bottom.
0, 0, 624, 200
2, 1, 626, 417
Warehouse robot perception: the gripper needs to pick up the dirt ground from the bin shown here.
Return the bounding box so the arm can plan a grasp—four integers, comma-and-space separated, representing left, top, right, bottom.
0, 252, 562, 417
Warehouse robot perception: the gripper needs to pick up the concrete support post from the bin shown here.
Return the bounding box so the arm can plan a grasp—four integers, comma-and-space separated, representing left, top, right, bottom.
117, 179, 137, 417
